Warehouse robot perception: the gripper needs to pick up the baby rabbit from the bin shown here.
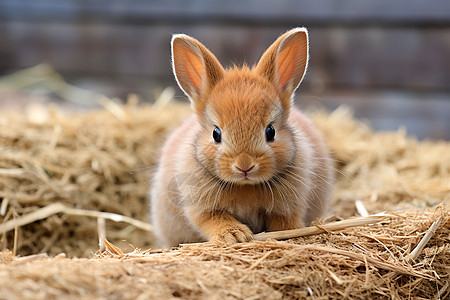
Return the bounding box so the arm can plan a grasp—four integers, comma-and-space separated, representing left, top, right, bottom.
151, 28, 333, 248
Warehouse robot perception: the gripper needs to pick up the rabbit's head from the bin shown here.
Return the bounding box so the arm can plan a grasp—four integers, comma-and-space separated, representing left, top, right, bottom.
171, 28, 309, 185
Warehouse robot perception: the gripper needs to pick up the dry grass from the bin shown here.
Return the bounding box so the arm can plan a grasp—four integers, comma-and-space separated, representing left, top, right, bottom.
0, 96, 190, 256
0, 72, 449, 298
315, 106, 450, 216
0, 208, 448, 299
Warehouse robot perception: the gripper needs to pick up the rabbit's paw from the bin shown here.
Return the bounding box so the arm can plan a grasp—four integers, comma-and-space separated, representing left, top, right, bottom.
213, 224, 253, 245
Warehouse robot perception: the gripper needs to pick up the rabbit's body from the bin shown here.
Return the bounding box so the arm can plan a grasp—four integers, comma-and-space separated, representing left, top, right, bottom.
151, 28, 333, 248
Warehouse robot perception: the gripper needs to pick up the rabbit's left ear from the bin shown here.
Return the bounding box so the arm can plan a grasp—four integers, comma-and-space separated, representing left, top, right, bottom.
171, 34, 225, 104
256, 28, 309, 99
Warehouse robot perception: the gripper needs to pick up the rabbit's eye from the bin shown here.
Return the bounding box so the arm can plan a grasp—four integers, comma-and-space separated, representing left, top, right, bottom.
266, 124, 275, 142
213, 126, 222, 143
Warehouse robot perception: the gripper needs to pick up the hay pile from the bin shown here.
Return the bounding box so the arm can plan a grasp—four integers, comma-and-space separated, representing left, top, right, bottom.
313, 106, 449, 216
0, 208, 448, 299
0, 92, 449, 298
0, 97, 191, 256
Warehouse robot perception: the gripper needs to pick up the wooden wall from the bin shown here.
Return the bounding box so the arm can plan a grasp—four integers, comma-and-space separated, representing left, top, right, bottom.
1, 0, 450, 90
0, 0, 449, 138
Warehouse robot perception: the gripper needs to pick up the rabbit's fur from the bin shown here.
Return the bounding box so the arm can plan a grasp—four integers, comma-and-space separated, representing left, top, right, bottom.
150, 28, 333, 248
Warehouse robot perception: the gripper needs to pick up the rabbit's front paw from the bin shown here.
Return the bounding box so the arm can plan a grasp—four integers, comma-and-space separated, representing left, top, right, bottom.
212, 224, 253, 245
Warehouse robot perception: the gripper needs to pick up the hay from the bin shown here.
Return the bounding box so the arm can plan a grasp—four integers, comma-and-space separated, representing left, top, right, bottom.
313, 106, 450, 215
0, 96, 190, 256
0, 208, 448, 299
0, 75, 450, 297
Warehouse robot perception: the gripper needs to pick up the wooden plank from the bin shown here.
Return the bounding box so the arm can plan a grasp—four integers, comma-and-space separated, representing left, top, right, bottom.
1, 23, 449, 90
299, 91, 450, 140
308, 27, 450, 90
0, 0, 450, 24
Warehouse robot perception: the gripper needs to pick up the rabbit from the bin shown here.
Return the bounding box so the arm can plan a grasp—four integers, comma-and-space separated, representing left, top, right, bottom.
150, 27, 334, 248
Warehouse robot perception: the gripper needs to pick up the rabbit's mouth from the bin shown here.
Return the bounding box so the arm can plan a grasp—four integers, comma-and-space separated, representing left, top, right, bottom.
232, 164, 257, 183
224, 165, 273, 185
217, 151, 275, 184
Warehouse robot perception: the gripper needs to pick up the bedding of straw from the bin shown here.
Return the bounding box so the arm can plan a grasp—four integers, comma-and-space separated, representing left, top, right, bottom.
0, 208, 448, 299
0, 86, 449, 298
0, 94, 191, 256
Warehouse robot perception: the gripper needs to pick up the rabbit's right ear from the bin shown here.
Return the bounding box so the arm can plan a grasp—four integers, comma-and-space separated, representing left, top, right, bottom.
256, 28, 309, 102
171, 34, 225, 104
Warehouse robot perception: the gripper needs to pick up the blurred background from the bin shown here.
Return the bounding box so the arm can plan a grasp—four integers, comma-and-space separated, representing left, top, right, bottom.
0, 0, 449, 139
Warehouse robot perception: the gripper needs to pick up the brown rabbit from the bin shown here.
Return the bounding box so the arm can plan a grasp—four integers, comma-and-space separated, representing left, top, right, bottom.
150, 28, 333, 248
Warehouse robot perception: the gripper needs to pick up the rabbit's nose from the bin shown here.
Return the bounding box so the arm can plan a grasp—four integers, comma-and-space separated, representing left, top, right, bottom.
234, 152, 254, 172
236, 165, 255, 174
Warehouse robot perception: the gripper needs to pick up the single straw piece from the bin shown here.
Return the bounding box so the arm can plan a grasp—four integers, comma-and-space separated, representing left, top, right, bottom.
406, 216, 443, 262
254, 212, 392, 241
0, 168, 25, 176
0, 203, 153, 233
97, 217, 106, 252
355, 199, 369, 217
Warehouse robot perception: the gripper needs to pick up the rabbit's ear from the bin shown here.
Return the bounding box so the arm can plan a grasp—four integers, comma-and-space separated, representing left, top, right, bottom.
171, 34, 225, 102
256, 28, 309, 99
